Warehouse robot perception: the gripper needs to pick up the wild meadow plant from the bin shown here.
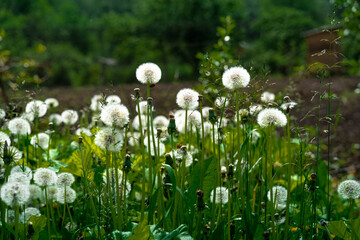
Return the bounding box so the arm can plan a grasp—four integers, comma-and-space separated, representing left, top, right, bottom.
0, 62, 358, 240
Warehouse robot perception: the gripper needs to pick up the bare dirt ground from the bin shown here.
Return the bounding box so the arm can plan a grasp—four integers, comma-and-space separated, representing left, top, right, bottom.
21, 76, 360, 173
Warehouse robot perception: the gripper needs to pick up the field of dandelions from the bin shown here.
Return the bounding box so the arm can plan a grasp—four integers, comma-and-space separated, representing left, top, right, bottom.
0, 62, 359, 240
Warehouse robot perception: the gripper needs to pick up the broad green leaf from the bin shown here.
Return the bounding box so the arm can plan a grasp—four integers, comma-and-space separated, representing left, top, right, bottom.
29, 215, 47, 240
128, 221, 152, 240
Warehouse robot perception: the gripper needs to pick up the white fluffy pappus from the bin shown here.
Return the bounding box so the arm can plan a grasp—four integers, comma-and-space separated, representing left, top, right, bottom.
136, 101, 153, 115
249, 104, 263, 115
90, 95, 104, 112
25, 100, 47, 118
257, 108, 287, 128
94, 128, 124, 152
281, 101, 297, 111
100, 104, 129, 127
337, 180, 360, 199
0, 146, 22, 163
153, 115, 169, 129
0, 132, 11, 146
45, 98, 59, 108
8, 118, 31, 135
136, 62, 162, 84
11, 165, 32, 180
0, 108, 5, 120
106, 95, 121, 105
215, 97, 229, 108
30, 133, 50, 149
267, 186, 287, 204
49, 114, 63, 126
33, 168, 57, 187
56, 186, 77, 204
176, 88, 199, 110
1, 182, 30, 207
75, 128, 92, 136
61, 110, 78, 125
57, 173, 75, 187
210, 187, 229, 204
222, 66, 250, 90
8, 172, 31, 185
132, 114, 147, 131
202, 107, 211, 119
20, 207, 41, 223
261, 91, 275, 103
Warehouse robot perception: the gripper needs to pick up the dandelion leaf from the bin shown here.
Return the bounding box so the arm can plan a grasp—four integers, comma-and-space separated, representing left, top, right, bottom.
128, 221, 153, 240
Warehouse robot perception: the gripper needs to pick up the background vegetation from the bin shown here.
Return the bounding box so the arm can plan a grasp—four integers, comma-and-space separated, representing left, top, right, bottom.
0, 0, 342, 86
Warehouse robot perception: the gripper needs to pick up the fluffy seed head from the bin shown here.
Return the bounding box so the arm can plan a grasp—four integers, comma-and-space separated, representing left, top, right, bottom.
90, 95, 103, 112
261, 91, 275, 103
215, 97, 229, 108
136, 101, 153, 115
46, 186, 58, 201
57, 173, 75, 187
267, 186, 287, 204
28, 185, 43, 202
30, 133, 50, 149
281, 101, 297, 111
33, 168, 57, 187
337, 180, 360, 199
94, 128, 124, 152
136, 62, 162, 84
257, 108, 287, 128
57, 186, 76, 204
75, 128, 92, 136
8, 118, 31, 135
106, 95, 121, 105
61, 110, 78, 125
103, 168, 123, 185
100, 104, 129, 127
153, 115, 169, 129
25, 100, 47, 118
132, 114, 147, 131
222, 66, 250, 90
1, 182, 30, 207
249, 104, 263, 115
210, 187, 229, 204
0, 108, 5, 120
11, 166, 32, 180
21, 112, 35, 122
8, 172, 31, 185
0, 132, 11, 147
0, 146, 22, 163
202, 107, 211, 119
49, 114, 63, 126
20, 207, 41, 223
45, 98, 59, 108
176, 88, 199, 110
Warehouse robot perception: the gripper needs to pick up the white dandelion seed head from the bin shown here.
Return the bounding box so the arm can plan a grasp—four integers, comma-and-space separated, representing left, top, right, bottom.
101, 104, 129, 127
128, 132, 141, 147
222, 66, 250, 90
136, 101, 153, 115
90, 95, 104, 112
267, 186, 288, 204
49, 114, 63, 126
28, 184, 43, 202
106, 95, 121, 105
281, 101, 297, 111
8, 118, 31, 135
337, 180, 360, 199
33, 168, 57, 187
8, 172, 31, 185
56, 186, 76, 204
75, 128, 92, 136
249, 104, 263, 115
188, 110, 202, 127
136, 62, 162, 84
153, 115, 169, 129
103, 168, 123, 185
0, 132, 11, 147
21, 112, 35, 122
144, 139, 165, 156
46, 186, 58, 201
257, 108, 287, 128
61, 110, 78, 125
202, 107, 211, 119
0, 108, 5, 120
94, 128, 124, 152
20, 207, 41, 223
176, 88, 200, 110
0, 146, 22, 163
135, 192, 142, 201
25, 100, 47, 118
1, 182, 30, 207
274, 216, 286, 226
30, 133, 50, 149
132, 114, 148, 131
57, 173, 75, 187
184, 152, 193, 167
11, 165, 32, 180
261, 91, 275, 103
45, 98, 59, 108
215, 97, 229, 108
210, 187, 229, 204
201, 121, 212, 136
